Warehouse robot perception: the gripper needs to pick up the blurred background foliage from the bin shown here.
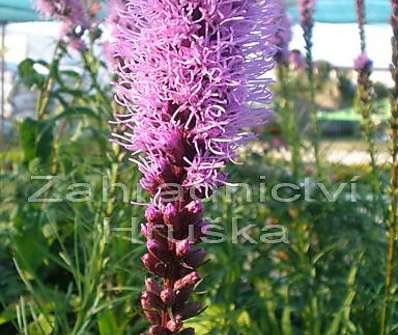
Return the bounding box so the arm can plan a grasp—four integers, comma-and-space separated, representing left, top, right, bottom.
1, 5, 398, 335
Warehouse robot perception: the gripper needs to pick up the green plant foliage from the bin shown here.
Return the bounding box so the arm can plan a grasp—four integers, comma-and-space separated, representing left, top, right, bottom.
19, 118, 53, 166
18, 59, 46, 90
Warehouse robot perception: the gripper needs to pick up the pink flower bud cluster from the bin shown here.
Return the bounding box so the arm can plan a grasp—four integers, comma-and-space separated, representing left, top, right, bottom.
354, 53, 373, 73
355, 0, 367, 53
35, 0, 90, 49
298, 0, 315, 51
109, 0, 277, 333
356, 0, 365, 30
299, 0, 315, 31
392, 0, 398, 39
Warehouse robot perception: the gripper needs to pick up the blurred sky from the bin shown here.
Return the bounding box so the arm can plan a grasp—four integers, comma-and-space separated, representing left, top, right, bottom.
291, 23, 392, 70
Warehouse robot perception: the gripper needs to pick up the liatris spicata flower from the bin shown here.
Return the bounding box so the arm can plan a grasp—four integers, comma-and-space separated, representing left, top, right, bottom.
274, 0, 292, 64
298, 0, 321, 174
35, 0, 89, 48
299, 0, 315, 70
354, 52, 379, 207
299, 0, 315, 34
354, 53, 372, 73
353, 3, 379, 218
355, 0, 366, 53
110, 0, 276, 334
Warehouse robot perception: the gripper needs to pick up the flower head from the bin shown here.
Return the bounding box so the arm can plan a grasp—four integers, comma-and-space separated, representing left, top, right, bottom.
36, 0, 89, 29
112, 0, 276, 198
299, 0, 315, 40
299, 0, 315, 30
35, 0, 89, 47
354, 53, 373, 72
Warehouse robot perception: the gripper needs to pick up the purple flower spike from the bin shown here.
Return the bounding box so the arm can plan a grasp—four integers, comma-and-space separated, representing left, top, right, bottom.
354, 53, 373, 73
392, 0, 398, 38
299, 0, 315, 28
299, 0, 315, 57
109, 0, 277, 333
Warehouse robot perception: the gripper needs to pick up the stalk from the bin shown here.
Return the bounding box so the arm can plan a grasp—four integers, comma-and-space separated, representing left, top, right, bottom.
277, 64, 301, 179
81, 50, 112, 113
380, 2, 398, 333
356, 71, 381, 215
355, 0, 366, 53
354, 0, 382, 219
36, 41, 62, 120
300, 0, 322, 176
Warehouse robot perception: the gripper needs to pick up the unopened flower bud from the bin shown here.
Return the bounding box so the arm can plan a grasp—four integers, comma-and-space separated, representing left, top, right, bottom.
166, 316, 183, 332
141, 223, 151, 239
144, 310, 161, 325
160, 288, 174, 305
141, 290, 163, 310
184, 201, 204, 223
163, 203, 178, 226
145, 205, 162, 223
147, 239, 172, 262
145, 278, 161, 295
176, 239, 191, 258
141, 253, 166, 277
174, 272, 201, 291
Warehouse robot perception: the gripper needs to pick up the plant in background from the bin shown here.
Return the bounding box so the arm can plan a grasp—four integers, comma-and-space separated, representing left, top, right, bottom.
299, 0, 322, 175
3, 1, 144, 335
289, 49, 306, 71
354, 0, 382, 220
36, 0, 90, 49
274, 1, 292, 66
354, 54, 376, 172
273, 0, 302, 179
110, 0, 276, 333
380, 1, 398, 333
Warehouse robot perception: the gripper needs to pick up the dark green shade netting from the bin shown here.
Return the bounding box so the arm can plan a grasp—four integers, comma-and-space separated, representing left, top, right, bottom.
0, 0, 393, 23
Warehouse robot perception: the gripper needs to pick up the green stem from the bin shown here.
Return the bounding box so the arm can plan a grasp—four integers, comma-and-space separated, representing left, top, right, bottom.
357, 71, 382, 220
81, 49, 112, 114
303, 29, 322, 176
277, 64, 301, 179
36, 41, 62, 120
380, 33, 398, 335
